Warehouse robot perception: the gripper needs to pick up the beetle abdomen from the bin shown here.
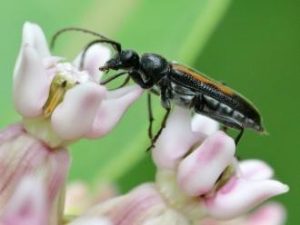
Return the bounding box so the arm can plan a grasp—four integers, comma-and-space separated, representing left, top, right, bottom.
168, 81, 264, 133
202, 94, 263, 132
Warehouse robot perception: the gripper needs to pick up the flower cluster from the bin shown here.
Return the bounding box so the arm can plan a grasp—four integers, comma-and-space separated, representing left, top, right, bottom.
0, 22, 289, 225
67, 109, 288, 225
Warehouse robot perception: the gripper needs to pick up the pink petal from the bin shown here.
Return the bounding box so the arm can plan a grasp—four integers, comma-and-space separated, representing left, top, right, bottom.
152, 108, 208, 170
239, 160, 274, 180
51, 83, 106, 140
0, 124, 24, 144
204, 177, 289, 219
177, 131, 235, 196
0, 126, 70, 207
79, 184, 165, 225
22, 22, 50, 58
86, 85, 143, 138
13, 45, 51, 118
246, 202, 286, 225
1, 176, 47, 225
73, 44, 111, 82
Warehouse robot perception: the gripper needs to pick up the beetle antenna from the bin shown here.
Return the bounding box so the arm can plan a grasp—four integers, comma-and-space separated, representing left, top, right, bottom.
79, 38, 122, 70
50, 27, 122, 52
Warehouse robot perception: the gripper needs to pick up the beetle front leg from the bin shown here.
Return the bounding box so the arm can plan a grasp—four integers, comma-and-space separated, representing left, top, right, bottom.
129, 70, 154, 89
146, 80, 172, 151
159, 78, 172, 109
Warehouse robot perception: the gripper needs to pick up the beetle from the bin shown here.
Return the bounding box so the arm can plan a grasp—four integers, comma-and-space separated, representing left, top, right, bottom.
51, 28, 266, 150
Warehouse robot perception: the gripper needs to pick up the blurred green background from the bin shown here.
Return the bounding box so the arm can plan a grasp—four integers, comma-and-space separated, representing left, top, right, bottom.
0, 0, 298, 223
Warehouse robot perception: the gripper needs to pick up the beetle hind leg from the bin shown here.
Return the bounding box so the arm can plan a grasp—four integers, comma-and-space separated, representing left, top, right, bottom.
234, 127, 244, 145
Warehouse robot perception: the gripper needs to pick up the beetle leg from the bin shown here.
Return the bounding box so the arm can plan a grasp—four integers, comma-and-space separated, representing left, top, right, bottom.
147, 92, 154, 140
146, 107, 171, 152
235, 127, 244, 145
108, 75, 131, 90
221, 126, 228, 133
100, 71, 127, 85
146, 80, 172, 151
150, 87, 160, 96
129, 70, 154, 89
159, 78, 172, 109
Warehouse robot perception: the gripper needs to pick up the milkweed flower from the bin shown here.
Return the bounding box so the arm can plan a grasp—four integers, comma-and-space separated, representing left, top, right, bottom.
0, 22, 142, 225
71, 108, 288, 225
153, 108, 289, 222
14, 22, 143, 147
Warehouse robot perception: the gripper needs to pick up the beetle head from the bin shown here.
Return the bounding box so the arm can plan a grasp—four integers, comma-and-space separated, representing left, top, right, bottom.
100, 49, 139, 71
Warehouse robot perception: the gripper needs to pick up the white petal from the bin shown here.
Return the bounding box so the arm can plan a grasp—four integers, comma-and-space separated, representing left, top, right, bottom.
191, 114, 219, 136
51, 83, 106, 140
239, 160, 274, 180
152, 107, 206, 170
86, 85, 143, 138
22, 22, 50, 57
177, 131, 235, 196
13, 45, 50, 117
204, 177, 289, 219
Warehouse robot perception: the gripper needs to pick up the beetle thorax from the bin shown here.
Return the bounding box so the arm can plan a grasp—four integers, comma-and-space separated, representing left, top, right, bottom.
140, 53, 169, 82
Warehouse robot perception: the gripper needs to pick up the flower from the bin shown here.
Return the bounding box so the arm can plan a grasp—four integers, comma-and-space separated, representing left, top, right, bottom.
13, 22, 143, 148
0, 124, 69, 224
0, 21, 142, 224
153, 108, 289, 221
69, 108, 288, 224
